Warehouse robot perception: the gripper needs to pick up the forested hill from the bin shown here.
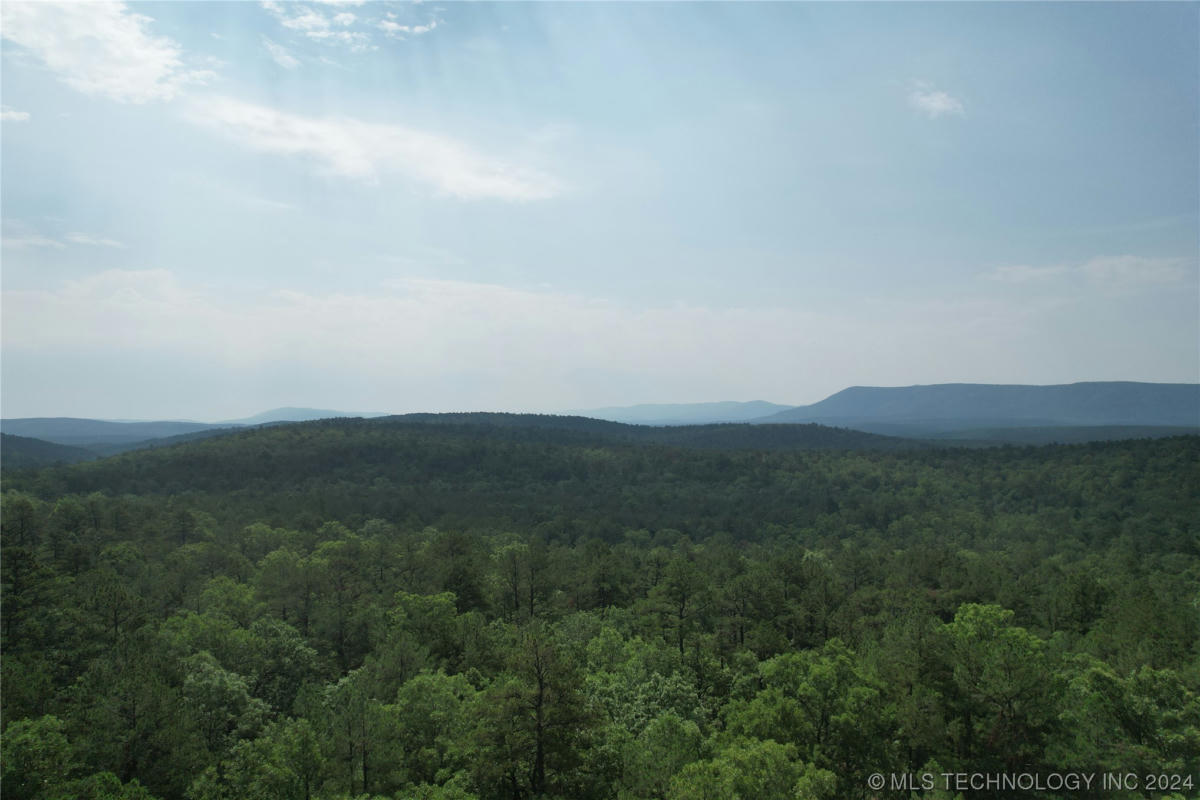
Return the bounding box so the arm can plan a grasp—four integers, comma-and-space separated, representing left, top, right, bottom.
0, 433, 96, 469
3, 416, 1198, 800
2, 412, 920, 484
2, 415, 927, 533
382, 412, 923, 449
4, 413, 1196, 539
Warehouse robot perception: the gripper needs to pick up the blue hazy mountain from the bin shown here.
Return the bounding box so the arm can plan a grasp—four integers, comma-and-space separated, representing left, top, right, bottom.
0, 417, 225, 446
564, 401, 792, 426
753, 382, 1199, 433
1, 408, 386, 448
218, 407, 388, 425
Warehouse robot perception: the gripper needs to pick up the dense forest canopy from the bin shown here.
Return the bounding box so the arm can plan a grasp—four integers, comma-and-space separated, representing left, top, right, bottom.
1, 417, 1197, 800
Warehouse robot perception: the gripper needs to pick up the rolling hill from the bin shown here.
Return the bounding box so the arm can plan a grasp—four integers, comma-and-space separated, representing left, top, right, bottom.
366, 412, 923, 450
753, 381, 1199, 434
0, 433, 97, 469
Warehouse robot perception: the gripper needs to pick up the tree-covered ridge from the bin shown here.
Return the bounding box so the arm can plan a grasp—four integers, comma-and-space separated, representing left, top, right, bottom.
0, 415, 924, 480
0, 434, 96, 470
2, 422, 1198, 800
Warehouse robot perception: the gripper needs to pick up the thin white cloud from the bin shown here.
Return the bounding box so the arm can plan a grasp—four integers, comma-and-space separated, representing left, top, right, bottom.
985, 264, 1071, 283
262, 2, 373, 52
3, 234, 65, 249
65, 233, 126, 249
0, 106, 30, 122
909, 81, 964, 119
306, 30, 373, 50
263, 37, 301, 70
284, 9, 331, 32
262, 2, 328, 32
187, 96, 562, 201
984, 255, 1193, 288
379, 19, 439, 38
0, 2, 214, 104
1077, 255, 1191, 286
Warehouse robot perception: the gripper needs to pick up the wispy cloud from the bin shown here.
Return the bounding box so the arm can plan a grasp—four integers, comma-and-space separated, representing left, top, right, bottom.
306, 30, 373, 50
909, 81, 964, 119
0, 106, 30, 122
1077, 255, 1192, 287
3, 234, 66, 249
262, 37, 301, 70
262, 2, 327, 32
3, 229, 126, 249
187, 96, 562, 201
65, 233, 127, 249
985, 264, 1071, 283
985, 255, 1193, 288
379, 18, 440, 39
261, 2, 374, 52
0, 2, 214, 103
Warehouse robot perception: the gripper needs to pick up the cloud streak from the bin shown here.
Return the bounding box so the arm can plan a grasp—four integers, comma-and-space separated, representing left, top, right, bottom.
379, 18, 440, 39
65, 233, 127, 249
187, 96, 562, 200
0, 2, 213, 103
261, 2, 373, 52
3, 229, 125, 249
3, 234, 65, 250
1, 106, 30, 122
909, 81, 964, 118
985, 255, 1194, 289
263, 37, 301, 69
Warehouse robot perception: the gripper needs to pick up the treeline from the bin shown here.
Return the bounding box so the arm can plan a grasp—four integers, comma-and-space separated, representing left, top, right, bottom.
6, 419, 1196, 539
1, 422, 1198, 799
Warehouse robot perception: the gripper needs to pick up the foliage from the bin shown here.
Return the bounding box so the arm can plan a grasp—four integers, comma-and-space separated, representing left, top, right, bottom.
2, 420, 1198, 799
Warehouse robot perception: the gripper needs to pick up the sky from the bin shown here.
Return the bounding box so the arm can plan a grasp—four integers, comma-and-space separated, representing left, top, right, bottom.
2, 1, 1197, 421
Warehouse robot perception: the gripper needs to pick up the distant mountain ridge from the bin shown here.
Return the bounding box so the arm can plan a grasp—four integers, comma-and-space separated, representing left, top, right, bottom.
564, 400, 792, 426
0, 407, 385, 449
0, 418, 224, 446
4, 384, 1195, 459
218, 407, 389, 425
753, 381, 1199, 431
0, 414, 932, 475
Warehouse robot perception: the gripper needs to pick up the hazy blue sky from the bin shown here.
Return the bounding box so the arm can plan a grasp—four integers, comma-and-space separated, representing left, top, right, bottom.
2, 1, 1197, 420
